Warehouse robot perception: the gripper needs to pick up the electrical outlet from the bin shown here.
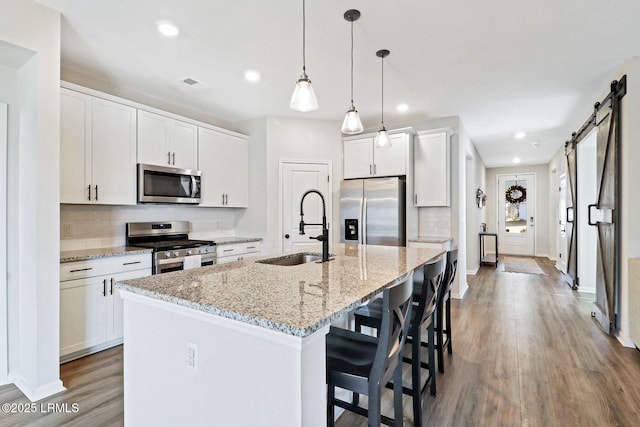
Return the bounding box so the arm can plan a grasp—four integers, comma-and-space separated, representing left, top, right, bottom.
186, 342, 198, 371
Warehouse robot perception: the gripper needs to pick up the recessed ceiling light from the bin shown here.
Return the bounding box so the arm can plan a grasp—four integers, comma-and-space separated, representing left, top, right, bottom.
244, 70, 261, 82
515, 131, 526, 139
513, 157, 521, 164
396, 103, 409, 112
156, 20, 179, 37
532, 140, 540, 148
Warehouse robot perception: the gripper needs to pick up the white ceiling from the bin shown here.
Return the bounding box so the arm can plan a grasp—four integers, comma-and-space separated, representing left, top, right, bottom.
52, 0, 640, 167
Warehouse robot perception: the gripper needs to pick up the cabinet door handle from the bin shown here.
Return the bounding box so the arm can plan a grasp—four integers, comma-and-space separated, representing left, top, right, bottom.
369, 164, 373, 175
122, 261, 142, 266
172, 152, 175, 165
103, 279, 107, 297
69, 267, 93, 273
247, 246, 256, 249
95, 185, 98, 201
222, 194, 225, 205
87, 185, 92, 201
168, 151, 171, 165
414, 194, 418, 205
374, 164, 377, 175
110, 278, 115, 295
223, 249, 233, 253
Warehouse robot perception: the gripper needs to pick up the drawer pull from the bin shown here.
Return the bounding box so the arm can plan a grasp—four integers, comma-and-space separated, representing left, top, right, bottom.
122, 261, 142, 266
223, 249, 234, 253
247, 246, 256, 249
69, 267, 93, 273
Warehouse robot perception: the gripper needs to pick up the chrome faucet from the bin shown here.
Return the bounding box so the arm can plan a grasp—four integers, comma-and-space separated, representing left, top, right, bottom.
299, 189, 330, 262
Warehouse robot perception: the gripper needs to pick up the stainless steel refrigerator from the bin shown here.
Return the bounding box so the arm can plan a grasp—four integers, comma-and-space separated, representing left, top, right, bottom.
340, 177, 406, 246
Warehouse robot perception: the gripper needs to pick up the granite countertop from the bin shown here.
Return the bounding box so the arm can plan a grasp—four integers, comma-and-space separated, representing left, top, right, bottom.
408, 236, 453, 244
212, 237, 263, 245
116, 244, 444, 338
60, 246, 153, 263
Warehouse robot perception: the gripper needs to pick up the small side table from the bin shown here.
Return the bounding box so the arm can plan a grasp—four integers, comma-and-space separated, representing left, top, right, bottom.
479, 232, 498, 268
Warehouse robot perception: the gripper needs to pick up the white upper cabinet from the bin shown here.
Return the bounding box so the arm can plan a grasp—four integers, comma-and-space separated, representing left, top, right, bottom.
343, 132, 408, 179
198, 127, 248, 208
414, 129, 450, 207
61, 88, 137, 205
137, 110, 198, 171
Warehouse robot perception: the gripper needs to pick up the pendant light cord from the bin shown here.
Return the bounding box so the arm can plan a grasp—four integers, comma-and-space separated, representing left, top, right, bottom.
381, 54, 385, 127
302, 0, 306, 75
350, 19, 354, 106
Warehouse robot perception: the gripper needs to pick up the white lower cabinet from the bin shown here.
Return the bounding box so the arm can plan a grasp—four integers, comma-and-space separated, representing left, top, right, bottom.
216, 241, 262, 264
60, 253, 151, 361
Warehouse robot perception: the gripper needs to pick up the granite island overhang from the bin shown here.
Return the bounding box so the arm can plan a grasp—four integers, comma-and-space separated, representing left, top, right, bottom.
116, 243, 444, 427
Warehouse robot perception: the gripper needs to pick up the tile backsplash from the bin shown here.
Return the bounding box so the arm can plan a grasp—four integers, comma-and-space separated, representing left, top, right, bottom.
61, 204, 237, 251
418, 207, 451, 237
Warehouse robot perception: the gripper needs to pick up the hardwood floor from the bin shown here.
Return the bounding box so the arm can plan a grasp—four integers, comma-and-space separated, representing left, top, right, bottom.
335, 257, 640, 426
1, 257, 639, 426
0, 346, 123, 427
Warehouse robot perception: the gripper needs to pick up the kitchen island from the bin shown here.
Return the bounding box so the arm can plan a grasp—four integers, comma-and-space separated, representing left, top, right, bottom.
116, 243, 444, 427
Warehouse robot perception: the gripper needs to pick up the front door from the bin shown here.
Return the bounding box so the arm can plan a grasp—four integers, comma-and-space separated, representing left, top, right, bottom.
281, 161, 331, 253
498, 174, 535, 256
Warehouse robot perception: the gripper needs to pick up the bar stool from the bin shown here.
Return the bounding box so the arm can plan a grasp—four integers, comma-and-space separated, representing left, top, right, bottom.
435, 249, 458, 373
353, 258, 446, 427
325, 271, 414, 427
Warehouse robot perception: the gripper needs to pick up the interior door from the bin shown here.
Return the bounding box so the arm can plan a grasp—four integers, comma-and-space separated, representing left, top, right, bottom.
557, 173, 568, 274
281, 162, 331, 253
497, 174, 535, 255
591, 96, 620, 335
565, 141, 578, 289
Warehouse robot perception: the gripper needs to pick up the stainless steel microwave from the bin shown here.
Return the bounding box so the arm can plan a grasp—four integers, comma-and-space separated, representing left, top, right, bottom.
137, 163, 202, 204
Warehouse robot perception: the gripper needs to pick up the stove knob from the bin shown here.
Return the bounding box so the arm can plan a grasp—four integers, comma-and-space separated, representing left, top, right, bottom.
174, 251, 180, 257
187, 249, 193, 255
201, 247, 207, 254
165, 253, 171, 258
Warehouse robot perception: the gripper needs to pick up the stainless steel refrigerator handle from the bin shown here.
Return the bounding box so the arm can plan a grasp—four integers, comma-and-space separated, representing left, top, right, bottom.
358, 196, 364, 244
362, 197, 367, 245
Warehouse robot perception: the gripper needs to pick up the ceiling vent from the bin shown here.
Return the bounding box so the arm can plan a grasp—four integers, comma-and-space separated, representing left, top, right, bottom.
178, 76, 211, 91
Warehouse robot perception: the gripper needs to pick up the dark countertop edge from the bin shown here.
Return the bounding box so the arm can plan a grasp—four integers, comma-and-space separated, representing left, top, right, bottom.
60, 247, 153, 263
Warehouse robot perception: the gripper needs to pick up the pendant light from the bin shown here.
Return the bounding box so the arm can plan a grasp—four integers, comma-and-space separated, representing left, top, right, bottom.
341, 9, 363, 134
290, 0, 318, 112
375, 49, 391, 148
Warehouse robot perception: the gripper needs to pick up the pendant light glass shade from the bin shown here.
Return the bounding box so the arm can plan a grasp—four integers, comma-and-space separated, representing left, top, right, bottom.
341, 106, 363, 134
375, 126, 391, 147
290, 74, 318, 112
375, 49, 391, 148
290, 0, 318, 112
341, 9, 363, 135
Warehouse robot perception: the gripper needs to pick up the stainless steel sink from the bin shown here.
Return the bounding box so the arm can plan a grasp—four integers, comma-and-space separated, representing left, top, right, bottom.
256, 253, 322, 266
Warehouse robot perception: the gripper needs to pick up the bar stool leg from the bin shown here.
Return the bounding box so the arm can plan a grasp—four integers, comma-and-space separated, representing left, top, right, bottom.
428, 320, 437, 396
327, 384, 335, 427
411, 336, 422, 427
393, 361, 404, 427
436, 303, 445, 373
446, 297, 453, 354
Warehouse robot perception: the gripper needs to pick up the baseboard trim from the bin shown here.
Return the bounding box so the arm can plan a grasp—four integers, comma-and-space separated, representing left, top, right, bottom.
452, 282, 468, 300
11, 373, 66, 402
466, 265, 479, 275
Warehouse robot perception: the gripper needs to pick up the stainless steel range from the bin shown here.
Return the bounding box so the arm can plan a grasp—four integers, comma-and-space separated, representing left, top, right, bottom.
126, 221, 216, 274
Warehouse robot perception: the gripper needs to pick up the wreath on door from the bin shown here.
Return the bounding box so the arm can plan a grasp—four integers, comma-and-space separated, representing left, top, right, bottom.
505, 184, 526, 204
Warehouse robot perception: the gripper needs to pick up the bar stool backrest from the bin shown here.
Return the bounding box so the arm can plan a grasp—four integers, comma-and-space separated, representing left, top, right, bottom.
442, 249, 459, 298
415, 258, 446, 327
370, 270, 414, 387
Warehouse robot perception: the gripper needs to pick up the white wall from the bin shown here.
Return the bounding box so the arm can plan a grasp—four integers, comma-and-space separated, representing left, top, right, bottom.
485, 163, 551, 257
466, 142, 487, 274
236, 116, 342, 256
0, 0, 63, 401
615, 58, 640, 346
548, 144, 567, 264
